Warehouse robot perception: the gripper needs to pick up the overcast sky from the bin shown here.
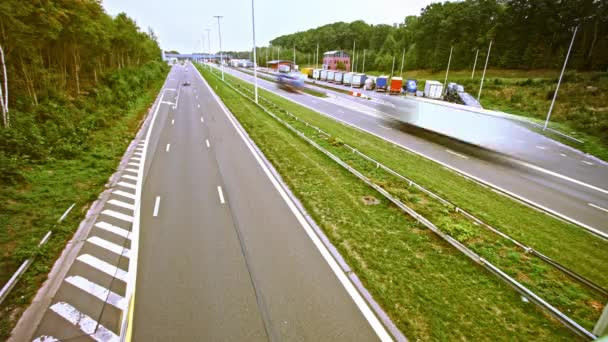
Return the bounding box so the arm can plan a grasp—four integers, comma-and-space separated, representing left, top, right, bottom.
102, 0, 434, 53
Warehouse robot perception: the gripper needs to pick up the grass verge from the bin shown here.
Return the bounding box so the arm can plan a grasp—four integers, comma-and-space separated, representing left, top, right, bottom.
0, 70, 167, 340
198, 65, 581, 340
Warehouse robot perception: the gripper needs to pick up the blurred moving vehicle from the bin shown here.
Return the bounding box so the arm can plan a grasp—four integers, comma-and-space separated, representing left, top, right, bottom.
277, 73, 304, 92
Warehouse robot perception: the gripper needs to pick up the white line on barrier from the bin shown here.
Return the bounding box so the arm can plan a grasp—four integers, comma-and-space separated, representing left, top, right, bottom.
205, 139, 210, 148
198, 70, 392, 341
65, 275, 126, 310
59, 203, 76, 222
50, 302, 119, 341
166, 143, 171, 152
446, 149, 469, 159
153, 196, 161, 217
217, 186, 225, 204
76, 254, 128, 282
101, 209, 133, 223
171, 119, 175, 125
589, 203, 608, 214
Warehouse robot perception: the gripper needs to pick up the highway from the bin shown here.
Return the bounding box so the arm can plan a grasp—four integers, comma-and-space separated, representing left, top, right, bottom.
218, 65, 608, 236
131, 63, 388, 341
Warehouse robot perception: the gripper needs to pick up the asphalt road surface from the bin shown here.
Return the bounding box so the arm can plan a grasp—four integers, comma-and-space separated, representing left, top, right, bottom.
218, 65, 608, 236
132, 63, 387, 341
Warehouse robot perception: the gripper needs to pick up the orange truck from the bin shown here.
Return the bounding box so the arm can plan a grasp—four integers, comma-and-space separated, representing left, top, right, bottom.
390, 77, 403, 94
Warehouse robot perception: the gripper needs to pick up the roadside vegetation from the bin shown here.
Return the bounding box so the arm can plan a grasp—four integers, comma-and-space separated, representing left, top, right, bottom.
198, 65, 583, 340
0, 2, 168, 338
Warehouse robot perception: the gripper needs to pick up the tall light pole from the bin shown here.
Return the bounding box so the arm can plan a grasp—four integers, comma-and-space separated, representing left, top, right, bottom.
205, 29, 211, 69
399, 48, 406, 78
544, 25, 578, 131
213, 15, 224, 80
362, 49, 366, 73
251, 0, 258, 103
471, 49, 479, 79
351, 40, 356, 73
477, 40, 493, 101
390, 55, 395, 78
316, 43, 319, 69
443, 46, 453, 96
293, 46, 296, 66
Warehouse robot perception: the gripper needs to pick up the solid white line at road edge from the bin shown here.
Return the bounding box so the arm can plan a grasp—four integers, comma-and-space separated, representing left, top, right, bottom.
222, 68, 608, 240
589, 203, 608, 214
153, 196, 161, 217
197, 70, 393, 341
217, 186, 225, 204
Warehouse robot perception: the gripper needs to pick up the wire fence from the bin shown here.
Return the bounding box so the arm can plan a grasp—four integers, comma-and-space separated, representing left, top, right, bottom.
205, 66, 598, 340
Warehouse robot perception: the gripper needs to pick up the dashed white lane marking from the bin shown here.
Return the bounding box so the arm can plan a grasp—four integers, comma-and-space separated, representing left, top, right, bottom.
101, 209, 134, 223
217, 186, 225, 204
377, 124, 391, 130
113, 190, 136, 200
535, 145, 546, 150
589, 203, 608, 213
107, 199, 135, 211
86, 236, 130, 258
153, 196, 161, 217
65, 276, 126, 310
200, 116, 204, 123
161, 101, 176, 105
49, 302, 119, 342
76, 254, 128, 282
117, 181, 137, 190
206, 139, 210, 148
446, 149, 469, 159
166, 143, 171, 152
582, 160, 594, 166
560, 153, 567, 157
121, 174, 138, 181
171, 119, 175, 125
95, 221, 131, 239
197, 104, 201, 108
515, 160, 608, 195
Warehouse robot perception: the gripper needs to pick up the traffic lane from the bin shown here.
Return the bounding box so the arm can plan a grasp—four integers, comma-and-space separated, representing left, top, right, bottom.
222, 66, 608, 234
133, 77, 268, 341
195, 67, 382, 341
306, 75, 608, 188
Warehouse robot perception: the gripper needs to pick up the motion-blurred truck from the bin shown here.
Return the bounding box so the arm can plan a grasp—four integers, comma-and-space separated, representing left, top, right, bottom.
277, 73, 304, 92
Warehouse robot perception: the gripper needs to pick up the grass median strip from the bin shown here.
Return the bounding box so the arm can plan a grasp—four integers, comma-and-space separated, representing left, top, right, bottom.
198, 65, 580, 340
213, 66, 608, 291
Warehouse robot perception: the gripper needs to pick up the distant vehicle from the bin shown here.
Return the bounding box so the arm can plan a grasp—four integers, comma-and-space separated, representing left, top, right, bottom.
375, 76, 389, 92
424, 80, 443, 99
312, 69, 322, 80
327, 70, 336, 83
390, 77, 403, 95
301, 67, 314, 78
351, 73, 367, 88
278, 64, 291, 73
276, 73, 304, 92
343, 72, 354, 85
183, 81, 191, 86
333, 71, 344, 84
320, 69, 328, 81
364, 77, 375, 90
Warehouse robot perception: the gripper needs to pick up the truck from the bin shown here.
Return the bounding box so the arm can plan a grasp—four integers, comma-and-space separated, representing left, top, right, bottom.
301, 67, 314, 78
351, 73, 367, 88
327, 70, 336, 83
424, 80, 443, 99
364, 77, 375, 90
277, 73, 304, 92
343, 72, 354, 85
320, 69, 328, 81
390, 77, 403, 95
375, 76, 389, 92
334, 71, 344, 84
278, 64, 290, 73
312, 69, 322, 80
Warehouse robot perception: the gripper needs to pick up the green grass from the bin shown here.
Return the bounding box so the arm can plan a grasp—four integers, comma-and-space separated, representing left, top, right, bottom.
210, 67, 608, 330
0, 71, 167, 340
198, 65, 582, 340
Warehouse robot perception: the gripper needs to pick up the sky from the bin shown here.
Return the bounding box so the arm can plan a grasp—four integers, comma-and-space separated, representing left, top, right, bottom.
102, 0, 434, 53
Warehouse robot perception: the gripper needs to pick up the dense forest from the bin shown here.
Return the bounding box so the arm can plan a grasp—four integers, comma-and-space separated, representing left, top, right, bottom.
268, 0, 608, 72
0, 0, 166, 184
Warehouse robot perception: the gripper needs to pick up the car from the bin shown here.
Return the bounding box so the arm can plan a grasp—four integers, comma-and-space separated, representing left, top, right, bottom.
183, 81, 191, 86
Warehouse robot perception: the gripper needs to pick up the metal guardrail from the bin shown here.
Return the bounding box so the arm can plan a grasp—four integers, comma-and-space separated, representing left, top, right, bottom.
206, 68, 598, 340
0, 203, 75, 306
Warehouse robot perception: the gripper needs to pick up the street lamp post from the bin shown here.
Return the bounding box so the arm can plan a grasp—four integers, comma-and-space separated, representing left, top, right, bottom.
213, 15, 224, 80
251, 0, 258, 103
443, 46, 453, 96
399, 48, 405, 78
362, 49, 366, 73
205, 29, 211, 69
544, 25, 578, 131
471, 49, 479, 79
477, 40, 493, 101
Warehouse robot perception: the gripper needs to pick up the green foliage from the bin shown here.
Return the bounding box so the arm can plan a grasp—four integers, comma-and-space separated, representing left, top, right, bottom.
267, 0, 608, 71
